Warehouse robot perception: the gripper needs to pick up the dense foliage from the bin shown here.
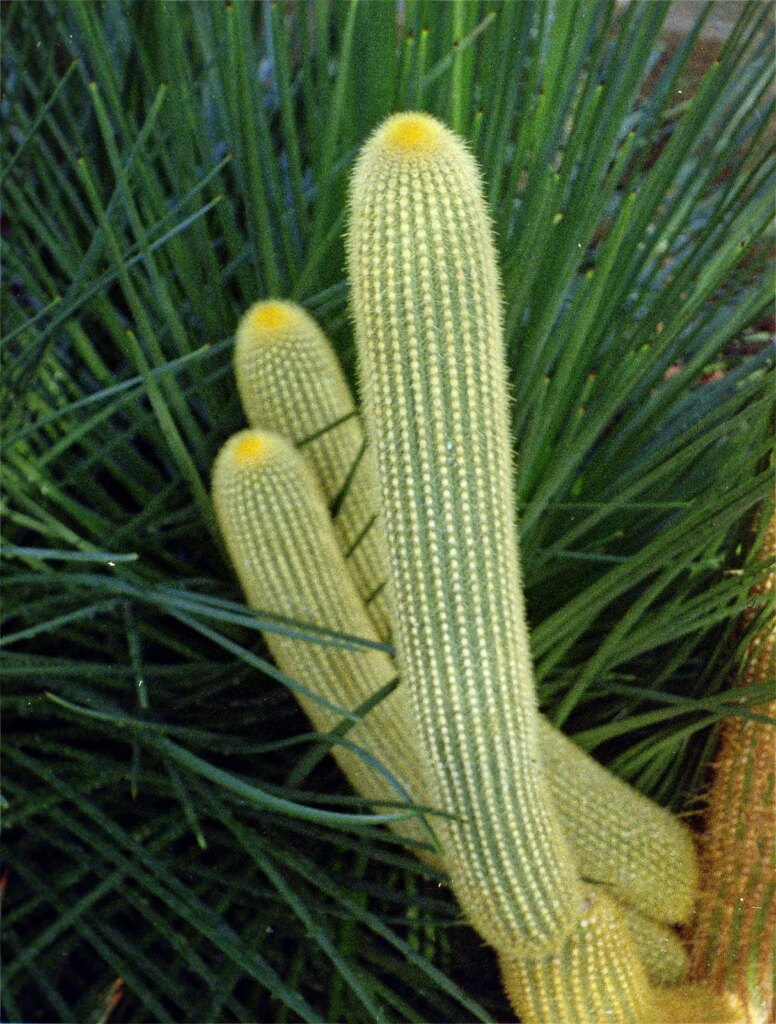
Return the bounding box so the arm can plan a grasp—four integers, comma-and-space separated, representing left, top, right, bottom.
2, 2, 773, 1021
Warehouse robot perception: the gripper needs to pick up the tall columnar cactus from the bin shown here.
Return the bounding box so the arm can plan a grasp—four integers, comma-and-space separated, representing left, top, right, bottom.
690, 511, 775, 1023
214, 111, 748, 1022
211, 429, 429, 851
232, 298, 698, 929
234, 301, 392, 641
347, 111, 580, 958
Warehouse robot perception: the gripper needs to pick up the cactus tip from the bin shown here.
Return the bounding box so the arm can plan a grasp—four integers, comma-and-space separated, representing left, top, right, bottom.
233, 432, 269, 466
378, 112, 443, 154
248, 301, 293, 334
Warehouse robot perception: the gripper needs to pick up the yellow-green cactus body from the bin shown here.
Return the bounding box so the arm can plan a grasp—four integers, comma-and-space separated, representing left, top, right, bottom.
501, 889, 743, 1024
211, 430, 428, 850
500, 889, 647, 1022
690, 512, 775, 1023
619, 904, 689, 985
539, 718, 698, 925
233, 298, 699, 928
233, 300, 392, 641
348, 111, 580, 958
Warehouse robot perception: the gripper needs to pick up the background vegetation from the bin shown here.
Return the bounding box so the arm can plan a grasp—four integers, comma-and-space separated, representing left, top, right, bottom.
2, 1, 773, 1021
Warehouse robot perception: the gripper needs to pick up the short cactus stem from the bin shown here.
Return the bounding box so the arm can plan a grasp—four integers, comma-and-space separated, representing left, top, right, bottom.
500, 889, 649, 1023
689, 511, 775, 1023
538, 718, 698, 925
234, 300, 392, 641
348, 112, 580, 957
619, 904, 689, 985
211, 429, 429, 851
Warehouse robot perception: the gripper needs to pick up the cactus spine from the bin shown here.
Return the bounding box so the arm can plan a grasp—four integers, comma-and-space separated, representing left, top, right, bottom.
211, 430, 429, 851
347, 111, 580, 957
234, 301, 392, 641
233, 297, 698, 928
690, 511, 775, 1023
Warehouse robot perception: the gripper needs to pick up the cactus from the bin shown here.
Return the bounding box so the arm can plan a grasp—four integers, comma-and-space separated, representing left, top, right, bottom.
689, 511, 775, 1023
347, 111, 580, 957
211, 429, 430, 852
233, 297, 698, 927
212, 110, 748, 1021
538, 718, 697, 925
234, 301, 392, 641
212, 420, 691, 987
501, 888, 743, 1024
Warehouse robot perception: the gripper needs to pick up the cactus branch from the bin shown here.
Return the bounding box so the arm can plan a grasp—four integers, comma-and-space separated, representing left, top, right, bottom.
348, 111, 580, 957
234, 301, 393, 641
211, 430, 431, 852
689, 510, 775, 1023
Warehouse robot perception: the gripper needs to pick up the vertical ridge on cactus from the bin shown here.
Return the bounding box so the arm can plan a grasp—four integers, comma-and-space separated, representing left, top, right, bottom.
211, 429, 430, 851
234, 299, 392, 641
347, 111, 581, 957
690, 510, 776, 1023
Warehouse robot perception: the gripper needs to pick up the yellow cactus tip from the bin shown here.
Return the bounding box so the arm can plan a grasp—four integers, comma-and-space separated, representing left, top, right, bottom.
233, 433, 269, 466
248, 300, 293, 334
379, 112, 444, 155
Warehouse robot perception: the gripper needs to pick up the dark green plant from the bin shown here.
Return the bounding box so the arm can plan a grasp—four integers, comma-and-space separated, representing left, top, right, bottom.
2, 2, 773, 1022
